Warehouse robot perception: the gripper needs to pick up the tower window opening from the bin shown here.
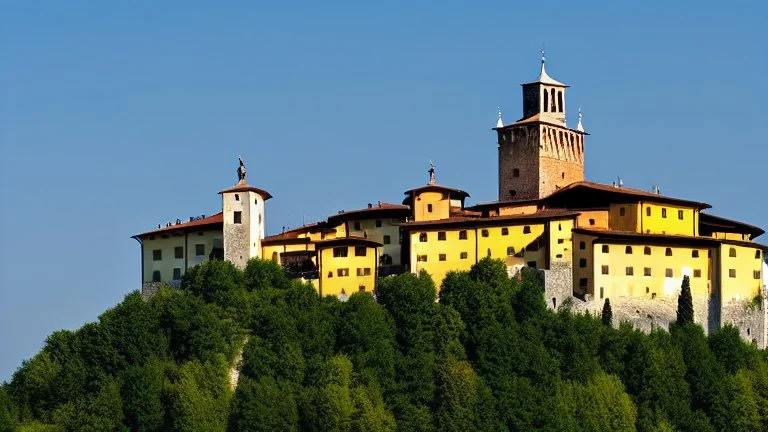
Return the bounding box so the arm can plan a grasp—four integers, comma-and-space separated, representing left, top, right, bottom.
543, 89, 549, 112
550, 88, 556, 112
233, 211, 242, 224
557, 90, 563, 112
513, 168, 520, 177
235, 194, 239, 201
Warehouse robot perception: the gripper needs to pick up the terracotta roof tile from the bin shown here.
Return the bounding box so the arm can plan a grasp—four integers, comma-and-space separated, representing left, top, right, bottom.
545, 181, 711, 210
399, 209, 579, 228
218, 180, 273, 200
134, 212, 223, 238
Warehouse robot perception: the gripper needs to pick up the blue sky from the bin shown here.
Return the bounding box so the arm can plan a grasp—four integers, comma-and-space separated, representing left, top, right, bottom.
1, 1, 766, 380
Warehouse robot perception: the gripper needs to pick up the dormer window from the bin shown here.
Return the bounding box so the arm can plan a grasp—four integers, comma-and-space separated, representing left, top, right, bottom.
427, 204, 433, 213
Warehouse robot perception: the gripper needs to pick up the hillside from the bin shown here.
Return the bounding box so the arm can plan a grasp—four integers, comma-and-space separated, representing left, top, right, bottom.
2, 258, 768, 432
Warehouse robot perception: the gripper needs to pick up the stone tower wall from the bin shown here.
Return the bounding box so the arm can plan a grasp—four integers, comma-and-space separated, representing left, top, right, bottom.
538, 124, 584, 198
223, 191, 252, 269
498, 125, 540, 201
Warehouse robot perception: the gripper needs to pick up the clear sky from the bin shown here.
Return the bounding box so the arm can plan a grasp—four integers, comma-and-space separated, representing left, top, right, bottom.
1, 1, 766, 381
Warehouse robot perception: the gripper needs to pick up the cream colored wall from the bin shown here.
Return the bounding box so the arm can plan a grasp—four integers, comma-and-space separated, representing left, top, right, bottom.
318, 245, 378, 297
549, 218, 574, 263
262, 243, 316, 265
639, 202, 698, 236
711, 232, 750, 241
413, 191, 450, 221
498, 204, 538, 216
250, 193, 265, 259
575, 210, 609, 230
719, 244, 763, 302
409, 228, 476, 290
592, 243, 711, 301
345, 218, 403, 266
609, 203, 640, 232
142, 230, 223, 283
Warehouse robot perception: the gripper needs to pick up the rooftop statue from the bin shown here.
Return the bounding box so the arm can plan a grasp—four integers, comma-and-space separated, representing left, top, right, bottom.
237, 156, 247, 182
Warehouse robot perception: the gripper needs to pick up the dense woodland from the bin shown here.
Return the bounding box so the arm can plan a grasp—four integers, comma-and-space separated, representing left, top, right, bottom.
2, 258, 768, 432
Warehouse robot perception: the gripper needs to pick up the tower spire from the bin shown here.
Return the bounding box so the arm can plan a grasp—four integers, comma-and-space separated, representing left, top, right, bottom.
496, 106, 504, 128
576, 107, 585, 132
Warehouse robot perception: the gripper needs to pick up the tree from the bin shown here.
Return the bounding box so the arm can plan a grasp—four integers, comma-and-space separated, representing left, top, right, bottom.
601, 298, 613, 327
228, 376, 298, 432
119, 357, 166, 432
677, 275, 694, 326
168, 358, 231, 432
0, 386, 17, 432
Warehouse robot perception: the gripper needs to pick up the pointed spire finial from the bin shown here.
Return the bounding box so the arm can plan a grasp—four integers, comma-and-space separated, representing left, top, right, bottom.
428, 160, 436, 185
496, 106, 504, 128
576, 107, 585, 132
541, 46, 546, 65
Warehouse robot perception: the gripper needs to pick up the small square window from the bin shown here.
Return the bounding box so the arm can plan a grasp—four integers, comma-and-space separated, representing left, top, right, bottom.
625, 246, 633, 254
333, 247, 348, 258
507, 246, 516, 256
356, 268, 371, 276
579, 258, 587, 268
233, 211, 242, 224
427, 204, 433, 213
619, 207, 626, 216
694, 269, 702, 278
644, 246, 651, 255
234, 194, 239, 201
375, 219, 382, 228
513, 168, 520, 177
419, 233, 428, 242
523, 226, 531, 234
661, 208, 667, 218
459, 230, 468, 240
338, 268, 349, 277
355, 246, 367, 257
501, 227, 509, 236
756, 250, 762, 259
438, 231, 447, 241
589, 219, 596, 226
579, 278, 588, 289
173, 268, 182, 280
417, 255, 428, 262
678, 210, 684, 220
153, 249, 162, 261
666, 268, 673, 278
754, 270, 761, 280
729, 269, 736, 278
527, 261, 537, 268
729, 248, 737, 258
354, 222, 361, 231
601, 245, 609, 253
625, 266, 634, 276
646, 207, 651, 217
481, 229, 489, 237
644, 267, 652, 277
383, 235, 391, 244
665, 248, 673, 257
557, 238, 564, 244
195, 244, 205, 256
175, 246, 183, 259
152, 270, 161, 282
439, 254, 446, 262
692, 250, 699, 258
460, 252, 468, 259
601, 265, 609, 275
359, 286, 366, 292
579, 241, 586, 250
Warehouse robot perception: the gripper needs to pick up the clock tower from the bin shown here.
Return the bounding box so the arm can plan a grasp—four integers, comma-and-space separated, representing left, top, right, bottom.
495, 53, 587, 201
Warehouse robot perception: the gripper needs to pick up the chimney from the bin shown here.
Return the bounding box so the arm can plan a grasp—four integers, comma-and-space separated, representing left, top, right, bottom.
368, 203, 373, 209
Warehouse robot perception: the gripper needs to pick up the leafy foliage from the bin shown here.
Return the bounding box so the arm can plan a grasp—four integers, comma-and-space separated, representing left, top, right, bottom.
6, 257, 768, 432
677, 275, 694, 326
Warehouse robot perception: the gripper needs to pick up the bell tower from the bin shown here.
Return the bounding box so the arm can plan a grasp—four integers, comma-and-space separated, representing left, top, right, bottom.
495, 52, 587, 201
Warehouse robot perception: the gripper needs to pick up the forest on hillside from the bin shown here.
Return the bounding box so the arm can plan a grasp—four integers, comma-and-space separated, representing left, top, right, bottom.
2, 258, 768, 432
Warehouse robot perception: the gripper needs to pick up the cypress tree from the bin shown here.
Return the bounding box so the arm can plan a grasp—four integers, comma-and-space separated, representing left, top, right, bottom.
601, 298, 613, 327
677, 275, 694, 326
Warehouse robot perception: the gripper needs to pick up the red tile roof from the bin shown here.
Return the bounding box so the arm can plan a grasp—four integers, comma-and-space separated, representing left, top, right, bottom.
262, 222, 336, 245
573, 227, 768, 250
134, 212, 223, 238
493, 113, 588, 134
218, 180, 273, 200
699, 213, 765, 239
399, 209, 579, 228
315, 236, 383, 248
326, 202, 411, 225
544, 181, 711, 210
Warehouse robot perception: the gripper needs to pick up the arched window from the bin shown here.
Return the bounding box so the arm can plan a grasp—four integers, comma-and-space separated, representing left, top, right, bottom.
419, 233, 428, 242
543, 89, 549, 112
557, 90, 563, 112
665, 248, 673, 257
729, 248, 737, 257
644, 246, 651, 255
625, 246, 633, 254
550, 88, 556, 112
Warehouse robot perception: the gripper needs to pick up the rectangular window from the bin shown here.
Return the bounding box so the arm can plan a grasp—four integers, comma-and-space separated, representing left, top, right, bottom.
233, 211, 242, 224
501, 227, 509, 236
755, 270, 761, 280
439, 254, 446, 262
438, 231, 447, 241
729, 269, 736, 278
729, 248, 737, 258
661, 208, 667, 218
359, 286, 366, 292
692, 250, 699, 258
333, 247, 348, 258
619, 207, 626, 216
678, 210, 684, 220
513, 168, 520, 177
523, 226, 531, 234
356, 268, 371, 276
354, 222, 361, 231
625, 266, 634, 276
419, 233, 428, 242
460, 252, 468, 260
507, 246, 516, 256
579, 278, 588, 289
579, 258, 587, 268
459, 230, 468, 240
355, 246, 367, 257
152, 270, 161, 282
528, 261, 538, 268
579, 241, 586, 250
601, 265, 609, 275
153, 249, 162, 261
375, 219, 382, 227
172, 268, 182, 280
756, 250, 762, 259
481, 229, 489, 237
337, 268, 349, 277
174, 246, 184, 259
601, 245, 609, 253
646, 207, 651, 217
427, 204, 433, 213
557, 238, 564, 244
417, 255, 428, 262
644, 267, 652, 277
694, 269, 702, 278
383, 235, 391, 245
666, 268, 673, 278
195, 244, 205, 257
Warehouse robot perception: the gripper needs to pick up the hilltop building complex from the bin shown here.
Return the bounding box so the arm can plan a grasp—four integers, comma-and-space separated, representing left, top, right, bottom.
133, 56, 768, 346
